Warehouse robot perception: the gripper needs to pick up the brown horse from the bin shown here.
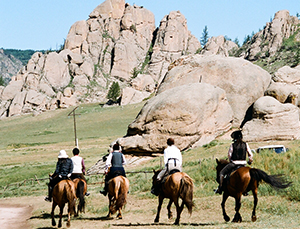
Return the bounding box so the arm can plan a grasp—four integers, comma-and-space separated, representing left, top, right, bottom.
51, 179, 77, 228
151, 170, 194, 225
106, 175, 130, 219
216, 159, 292, 223
72, 178, 87, 216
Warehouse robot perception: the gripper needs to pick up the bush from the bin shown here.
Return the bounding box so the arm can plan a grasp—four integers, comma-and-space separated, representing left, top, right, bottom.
107, 82, 120, 102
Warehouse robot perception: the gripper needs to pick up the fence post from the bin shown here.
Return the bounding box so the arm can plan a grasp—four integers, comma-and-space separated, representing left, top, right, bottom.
35, 175, 40, 185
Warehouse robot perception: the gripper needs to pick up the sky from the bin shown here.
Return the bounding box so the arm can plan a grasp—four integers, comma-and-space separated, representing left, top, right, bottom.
0, 0, 299, 50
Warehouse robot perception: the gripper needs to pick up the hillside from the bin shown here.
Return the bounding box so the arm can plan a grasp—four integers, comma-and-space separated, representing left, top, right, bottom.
0, 49, 46, 86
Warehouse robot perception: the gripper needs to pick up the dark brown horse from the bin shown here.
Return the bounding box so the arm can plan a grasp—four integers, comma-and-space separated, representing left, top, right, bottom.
51, 179, 77, 228
72, 178, 87, 216
151, 170, 194, 225
216, 159, 292, 223
107, 175, 130, 219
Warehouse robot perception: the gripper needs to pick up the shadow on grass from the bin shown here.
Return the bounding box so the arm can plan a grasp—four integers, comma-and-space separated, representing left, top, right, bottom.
112, 222, 217, 227
30, 212, 113, 221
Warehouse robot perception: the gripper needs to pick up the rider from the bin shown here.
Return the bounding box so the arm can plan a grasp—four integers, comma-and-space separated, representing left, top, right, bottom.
151, 138, 182, 196
100, 143, 127, 196
70, 147, 90, 196
45, 150, 73, 202
215, 130, 253, 194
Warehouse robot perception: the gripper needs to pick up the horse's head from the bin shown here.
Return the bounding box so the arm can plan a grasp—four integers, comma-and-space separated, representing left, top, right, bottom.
151, 169, 161, 189
215, 159, 229, 183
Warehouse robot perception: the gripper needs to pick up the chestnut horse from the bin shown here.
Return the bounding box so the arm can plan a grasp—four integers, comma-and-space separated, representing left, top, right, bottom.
106, 175, 130, 219
216, 159, 292, 223
72, 178, 87, 216
51, 179, 77, 228
151, 170, 194, 225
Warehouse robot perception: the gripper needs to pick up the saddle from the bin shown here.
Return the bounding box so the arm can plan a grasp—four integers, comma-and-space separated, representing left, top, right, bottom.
225, 165, 245, 182
111, 170, 125, 179
161, 169, 181, 184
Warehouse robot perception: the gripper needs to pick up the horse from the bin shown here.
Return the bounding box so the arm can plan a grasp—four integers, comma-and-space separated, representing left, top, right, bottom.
106, 175, 130, 219
51, 179, 77, 228
216, 158, 292, 223
151, 169, 194, 225
72, 177, 87, 216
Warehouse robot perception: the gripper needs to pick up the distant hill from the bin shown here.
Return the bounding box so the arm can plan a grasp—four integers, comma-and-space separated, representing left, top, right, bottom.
0, 49, 46, 86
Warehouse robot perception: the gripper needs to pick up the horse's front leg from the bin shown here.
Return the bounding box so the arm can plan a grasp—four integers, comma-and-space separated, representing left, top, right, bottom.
221, 192, 230, 222
51, 202, 57, 226
251, 188, 258, 222
167, 199, 173, 219
232, 195, 242, 223
154, 196, 164, 223
107, 196, 113, 218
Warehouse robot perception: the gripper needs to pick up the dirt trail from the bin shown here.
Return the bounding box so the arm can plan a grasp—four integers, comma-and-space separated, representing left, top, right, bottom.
0, 204, 32, 229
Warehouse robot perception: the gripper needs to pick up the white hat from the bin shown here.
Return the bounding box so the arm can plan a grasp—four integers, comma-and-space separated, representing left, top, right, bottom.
58, 150, 68, 158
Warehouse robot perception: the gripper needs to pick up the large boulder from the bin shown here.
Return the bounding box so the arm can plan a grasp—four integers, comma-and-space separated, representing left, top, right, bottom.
242, 96, 300, 141
157, 55, 271, 126
118, 83, 233, 153
264, 82, 298, 105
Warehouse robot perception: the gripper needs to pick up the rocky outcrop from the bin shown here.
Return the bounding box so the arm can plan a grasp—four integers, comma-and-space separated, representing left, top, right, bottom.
244, 10, 300, 60
0, 0, 200, 117
146, 11, 201, 86
264, 82, 298, 105
200, 35, 238, 56
157, 55, 271, 126
243, 96, 300, 141
118, 83, 233, 153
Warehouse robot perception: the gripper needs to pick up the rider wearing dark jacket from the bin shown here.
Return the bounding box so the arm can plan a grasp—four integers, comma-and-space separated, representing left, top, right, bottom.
215, 130, 253, 194
100, 143, 126, 196
45, 150, 73, 202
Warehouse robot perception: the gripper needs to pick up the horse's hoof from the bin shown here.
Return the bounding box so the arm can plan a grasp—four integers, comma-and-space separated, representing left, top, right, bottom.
252, 215, 257, 222
224, 215, 230, 222
174, 220, 179, 225
52, 221, 56, 226
154, 218, 159, 223
66, 222, 71, 227
58, 223, 62, 228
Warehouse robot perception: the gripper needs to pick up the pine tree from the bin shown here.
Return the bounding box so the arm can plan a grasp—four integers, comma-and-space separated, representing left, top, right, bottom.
200, 25, 209, 46
107, 82, 120, 102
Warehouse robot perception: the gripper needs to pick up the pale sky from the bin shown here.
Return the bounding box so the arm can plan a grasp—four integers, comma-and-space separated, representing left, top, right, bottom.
0, 0, 299, 50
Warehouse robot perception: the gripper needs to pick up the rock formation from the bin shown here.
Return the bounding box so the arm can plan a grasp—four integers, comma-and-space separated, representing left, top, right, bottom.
119, 83, 233, 153
243, 10, 300, 60
0, 0, 200, 118
243, 96, 300, 141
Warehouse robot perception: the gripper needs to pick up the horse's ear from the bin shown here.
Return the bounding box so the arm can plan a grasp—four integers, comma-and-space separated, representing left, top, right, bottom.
216, 158, 220, 164
153, 169, 156, 173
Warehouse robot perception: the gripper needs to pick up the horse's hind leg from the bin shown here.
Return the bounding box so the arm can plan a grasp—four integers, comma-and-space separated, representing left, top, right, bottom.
58, 204, 65, 228
116, 208, 122, 219
167, 199, 173, 219
51, 202, 57, 226
232, 195, 242, 223
174, 199, 183, 225
251, 189, 258, 222
221, 193, 230, 222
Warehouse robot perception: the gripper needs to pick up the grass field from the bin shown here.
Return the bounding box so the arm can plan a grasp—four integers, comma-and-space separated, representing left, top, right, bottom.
0, 102, 300, 228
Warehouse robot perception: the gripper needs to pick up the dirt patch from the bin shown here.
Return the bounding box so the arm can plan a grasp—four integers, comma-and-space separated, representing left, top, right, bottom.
0, 203, 32, 229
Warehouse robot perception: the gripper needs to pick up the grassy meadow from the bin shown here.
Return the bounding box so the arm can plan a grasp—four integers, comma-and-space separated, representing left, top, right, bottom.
0, 102, 300, 228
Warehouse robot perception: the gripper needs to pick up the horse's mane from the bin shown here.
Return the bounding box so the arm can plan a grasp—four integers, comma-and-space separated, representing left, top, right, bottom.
219, 159, 229, 165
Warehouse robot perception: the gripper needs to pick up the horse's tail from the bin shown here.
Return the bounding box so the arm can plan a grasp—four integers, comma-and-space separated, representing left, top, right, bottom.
179, 175, 194, 215
76, 180, 86, 213
250, 168, 292, 189
66, 181, 77, 216
112, 178, 128, 214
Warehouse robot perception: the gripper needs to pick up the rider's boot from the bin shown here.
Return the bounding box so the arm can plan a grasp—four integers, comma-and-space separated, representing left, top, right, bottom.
215, 175, 224, 194
45, 186, 53, 202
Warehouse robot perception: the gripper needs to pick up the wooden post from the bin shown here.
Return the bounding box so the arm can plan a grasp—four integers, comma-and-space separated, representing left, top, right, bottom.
35, 175, 40, 185
68, 106, 80, 148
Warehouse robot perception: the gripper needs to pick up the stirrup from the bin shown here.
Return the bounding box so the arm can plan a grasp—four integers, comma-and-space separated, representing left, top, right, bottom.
214, 187, 222, 194
100, 190, 107, 196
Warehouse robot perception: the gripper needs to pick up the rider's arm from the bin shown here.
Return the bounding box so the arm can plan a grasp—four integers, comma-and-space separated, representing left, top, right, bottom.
122, 154, 127, 165
82, 158, 86, 175
228, 144, 233, 161
104, 153, 113, 173
246, 143, 253, 163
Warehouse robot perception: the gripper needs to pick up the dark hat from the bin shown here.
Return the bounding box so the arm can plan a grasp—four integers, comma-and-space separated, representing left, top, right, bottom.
231, 130, 243, 140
